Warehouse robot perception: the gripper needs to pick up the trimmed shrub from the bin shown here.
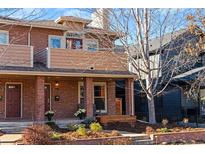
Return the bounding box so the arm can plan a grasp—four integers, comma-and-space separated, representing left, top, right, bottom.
50, 132, 63, 140
90, 122, 102, 132
22, 124, 52, 145
76, 126, 87, 136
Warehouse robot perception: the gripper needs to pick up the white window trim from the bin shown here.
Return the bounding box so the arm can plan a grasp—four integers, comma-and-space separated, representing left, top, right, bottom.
0, 30, 9, 45
78, 81, 107, 113
5, 82, 23, 118
48, 35, 64, 49
83, 39, 99, 51
45, 83, 52, 111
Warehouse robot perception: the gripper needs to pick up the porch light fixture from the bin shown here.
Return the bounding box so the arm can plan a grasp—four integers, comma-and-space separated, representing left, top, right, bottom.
55, 81, 59, 88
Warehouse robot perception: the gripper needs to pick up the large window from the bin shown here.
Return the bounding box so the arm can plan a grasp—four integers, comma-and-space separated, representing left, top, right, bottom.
84, 39, 98, 51
0, 31, 9, 44
49, 36, 62, 48
78, 82, 107, 113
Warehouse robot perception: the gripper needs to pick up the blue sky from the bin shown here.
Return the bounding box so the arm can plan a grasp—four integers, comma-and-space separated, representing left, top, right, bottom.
0, 8, 93, 20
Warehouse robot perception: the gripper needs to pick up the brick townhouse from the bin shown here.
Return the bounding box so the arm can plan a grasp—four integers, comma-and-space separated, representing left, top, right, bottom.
0, 14, 135, 121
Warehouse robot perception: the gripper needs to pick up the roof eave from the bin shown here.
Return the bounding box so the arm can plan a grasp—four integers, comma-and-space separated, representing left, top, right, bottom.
0, 70, 135, 79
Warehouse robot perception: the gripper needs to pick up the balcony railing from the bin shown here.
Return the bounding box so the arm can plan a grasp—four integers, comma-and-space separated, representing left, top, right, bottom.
0, 44, 33, 67
35, 47, 128, 72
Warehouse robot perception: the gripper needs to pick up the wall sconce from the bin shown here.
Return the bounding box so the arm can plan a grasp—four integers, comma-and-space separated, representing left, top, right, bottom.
55, 81, 59, 88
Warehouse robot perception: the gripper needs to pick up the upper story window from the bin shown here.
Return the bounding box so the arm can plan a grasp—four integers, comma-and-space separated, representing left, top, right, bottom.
0, 31, 9, 44
49, 35, 62, 48
84, 39, 98, 51
66, 38, 83, 49
66, 32, 83, 50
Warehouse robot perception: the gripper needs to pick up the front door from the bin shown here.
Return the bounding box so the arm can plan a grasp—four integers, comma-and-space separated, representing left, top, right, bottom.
44, 84, 51, 112
6, 84, 21, 118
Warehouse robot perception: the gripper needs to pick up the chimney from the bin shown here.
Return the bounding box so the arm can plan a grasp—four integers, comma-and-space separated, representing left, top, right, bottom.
90, 8, 110, 30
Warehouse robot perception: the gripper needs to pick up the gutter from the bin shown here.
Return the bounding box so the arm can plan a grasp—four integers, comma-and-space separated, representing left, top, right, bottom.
0, 70, 136, 79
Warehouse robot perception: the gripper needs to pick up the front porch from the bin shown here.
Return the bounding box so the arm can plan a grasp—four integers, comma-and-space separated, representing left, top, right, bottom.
0, 74, 135, 122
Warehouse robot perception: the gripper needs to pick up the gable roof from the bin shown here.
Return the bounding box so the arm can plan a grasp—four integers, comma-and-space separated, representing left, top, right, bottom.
128, 29, 188, 57
0, 16, 119, 36
55, 16, 92, 24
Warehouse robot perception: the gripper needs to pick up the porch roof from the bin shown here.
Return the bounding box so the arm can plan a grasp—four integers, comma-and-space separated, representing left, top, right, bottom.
0, 64, 135, 78
173, 66, 205, 81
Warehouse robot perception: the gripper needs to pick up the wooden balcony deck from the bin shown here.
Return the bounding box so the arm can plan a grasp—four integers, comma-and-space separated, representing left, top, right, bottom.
0, 44, 33, 67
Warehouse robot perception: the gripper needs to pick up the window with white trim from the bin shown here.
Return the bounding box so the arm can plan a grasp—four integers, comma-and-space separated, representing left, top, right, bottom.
84, 39, 98, 51
49, 36, 62, 48
78, 82, 107, 113
0, 31, 9, 44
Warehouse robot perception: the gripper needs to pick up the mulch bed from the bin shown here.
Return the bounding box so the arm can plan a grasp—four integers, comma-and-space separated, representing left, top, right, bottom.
59, 130, 121, 140
0, 130, 4, 136
106, 121, 204, 134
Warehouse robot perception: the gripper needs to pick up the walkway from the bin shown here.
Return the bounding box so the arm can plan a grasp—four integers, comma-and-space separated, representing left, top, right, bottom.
0, 134, 22, 145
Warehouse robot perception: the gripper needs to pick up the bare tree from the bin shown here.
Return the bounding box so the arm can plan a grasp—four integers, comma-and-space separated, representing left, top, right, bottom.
92, 8, 200, 124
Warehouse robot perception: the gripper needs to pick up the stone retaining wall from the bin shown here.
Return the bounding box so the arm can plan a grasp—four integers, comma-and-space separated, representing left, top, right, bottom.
53, 136, 133, 145
152, 130, 205, 144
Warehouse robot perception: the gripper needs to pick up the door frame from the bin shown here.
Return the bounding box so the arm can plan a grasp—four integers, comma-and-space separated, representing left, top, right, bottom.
5, 82, 23, 118
45, 83, 52, 111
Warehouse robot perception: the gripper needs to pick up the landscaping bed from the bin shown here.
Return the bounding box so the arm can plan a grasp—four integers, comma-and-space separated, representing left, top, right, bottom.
152, 130, 205, 144
106, 121, 205, 134
0, 129, 4, 136
22, 122, 132, 145
106, 121, 205, 144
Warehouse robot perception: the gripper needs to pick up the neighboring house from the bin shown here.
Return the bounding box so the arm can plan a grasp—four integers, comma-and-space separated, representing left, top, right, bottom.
0, 14, 135, 121
127, 29, 205, 122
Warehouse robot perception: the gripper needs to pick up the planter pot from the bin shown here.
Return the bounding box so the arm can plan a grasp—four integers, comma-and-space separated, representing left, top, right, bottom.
45, 114, 54, 121
78, 113, 86, 120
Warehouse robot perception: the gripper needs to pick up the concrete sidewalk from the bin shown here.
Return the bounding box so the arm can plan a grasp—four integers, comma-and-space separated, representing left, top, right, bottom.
0, 134, 22, 145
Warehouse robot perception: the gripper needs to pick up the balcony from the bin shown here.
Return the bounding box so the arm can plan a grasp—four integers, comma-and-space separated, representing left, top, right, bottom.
34, 48, 129, 72
0, 44, 33, 67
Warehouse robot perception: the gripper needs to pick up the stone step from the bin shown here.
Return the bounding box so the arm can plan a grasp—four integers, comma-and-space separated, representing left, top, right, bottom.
134, 139, 154, 145
121, 133, 150, 140
0, 134, 22, 145
0, 122, 32, 133
0, 122, 33, 126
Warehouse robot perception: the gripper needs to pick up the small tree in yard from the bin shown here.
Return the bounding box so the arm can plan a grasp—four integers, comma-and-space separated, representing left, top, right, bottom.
88, 8, 201, 124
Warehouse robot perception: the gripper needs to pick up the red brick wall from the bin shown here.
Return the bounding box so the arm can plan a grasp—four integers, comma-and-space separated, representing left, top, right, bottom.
84, 78, 94, 117
0, 76, 79, 120
0, 76, 35, 119
30, 28, 64, 52
0, 24, 64, 52
49, 80, 78, 119
107, 80, 116, 115
0, 24, 116, 53
0, 76, 120, 120
35, 76, 45, 121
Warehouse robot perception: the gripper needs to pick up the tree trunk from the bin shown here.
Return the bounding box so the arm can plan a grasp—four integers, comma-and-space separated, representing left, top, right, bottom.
147, 94, 156, 124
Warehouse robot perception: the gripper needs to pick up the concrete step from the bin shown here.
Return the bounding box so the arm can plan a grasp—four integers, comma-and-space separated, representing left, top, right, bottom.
134, 139, 154, 145
0, 122, 33, 133
121, 132, 150, 140
0, 134, 22, 145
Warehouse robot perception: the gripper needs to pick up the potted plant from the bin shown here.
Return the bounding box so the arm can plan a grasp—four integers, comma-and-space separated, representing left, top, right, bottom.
45, 110, 55, 121
74, 108, 86, 119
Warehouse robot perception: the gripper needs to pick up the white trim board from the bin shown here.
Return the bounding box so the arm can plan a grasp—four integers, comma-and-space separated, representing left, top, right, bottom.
45, 83, 52, 111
